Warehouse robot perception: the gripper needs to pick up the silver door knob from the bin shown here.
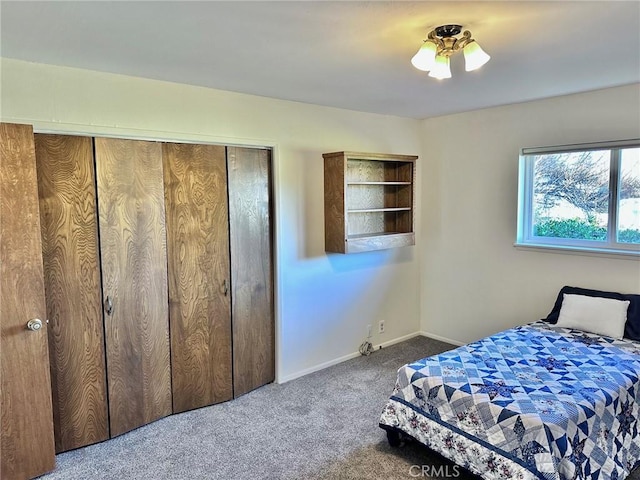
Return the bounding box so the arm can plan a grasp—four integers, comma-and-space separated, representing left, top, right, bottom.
26, 319, 43, 331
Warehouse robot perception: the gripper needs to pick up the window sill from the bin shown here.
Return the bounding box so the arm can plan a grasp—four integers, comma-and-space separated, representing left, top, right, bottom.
514, 242, 640, 260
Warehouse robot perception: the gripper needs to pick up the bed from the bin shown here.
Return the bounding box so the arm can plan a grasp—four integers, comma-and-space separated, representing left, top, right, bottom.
379, 286, 640, 480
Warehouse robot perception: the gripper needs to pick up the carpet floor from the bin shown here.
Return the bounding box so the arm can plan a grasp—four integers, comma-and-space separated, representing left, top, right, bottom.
41, 335, 640, 480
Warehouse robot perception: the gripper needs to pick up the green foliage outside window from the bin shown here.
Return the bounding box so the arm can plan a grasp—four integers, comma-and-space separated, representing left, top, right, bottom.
534, 218, 640, 243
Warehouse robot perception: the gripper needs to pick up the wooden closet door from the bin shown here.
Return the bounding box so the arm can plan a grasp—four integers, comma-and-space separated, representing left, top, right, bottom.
94, 137, 172, 437
0, 123, 55, 479
34, 134, 109, 452
163, 143, 233, 413
227, 147, 274, 397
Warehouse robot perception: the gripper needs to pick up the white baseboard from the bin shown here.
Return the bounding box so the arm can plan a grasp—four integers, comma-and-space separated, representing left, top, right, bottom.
278, 351, 361, 384
418, 330, 465, 347
278, 331, 424, 384
376, 331, 424, 350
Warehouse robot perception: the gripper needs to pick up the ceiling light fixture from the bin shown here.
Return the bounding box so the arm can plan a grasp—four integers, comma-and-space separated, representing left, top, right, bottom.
411, 24, 490, 79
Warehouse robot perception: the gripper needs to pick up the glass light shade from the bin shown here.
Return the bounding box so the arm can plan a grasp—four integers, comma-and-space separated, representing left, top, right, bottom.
428, 55, 451, 79
463, 40, 490, 71
410, 40, 437, 71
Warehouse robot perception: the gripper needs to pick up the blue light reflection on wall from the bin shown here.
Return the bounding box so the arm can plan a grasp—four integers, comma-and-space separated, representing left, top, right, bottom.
279, 247, 416, 377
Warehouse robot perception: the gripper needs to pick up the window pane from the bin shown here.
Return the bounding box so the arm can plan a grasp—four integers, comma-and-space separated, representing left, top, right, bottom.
618, 148, 640, 244
532, 150, 610, 241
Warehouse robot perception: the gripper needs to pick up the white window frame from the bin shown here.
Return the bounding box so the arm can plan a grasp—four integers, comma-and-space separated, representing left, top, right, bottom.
516, 139, 640, 257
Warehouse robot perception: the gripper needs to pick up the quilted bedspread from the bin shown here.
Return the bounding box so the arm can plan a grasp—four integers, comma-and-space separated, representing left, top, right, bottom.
379, 321, 640, 480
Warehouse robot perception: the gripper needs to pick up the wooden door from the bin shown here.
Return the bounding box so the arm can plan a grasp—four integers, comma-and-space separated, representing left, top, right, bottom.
163, 143, 233, 413
0, 123, 55, 479
227, 147, 274, 397
94, 137, 172, 437
34, 134, 109, 452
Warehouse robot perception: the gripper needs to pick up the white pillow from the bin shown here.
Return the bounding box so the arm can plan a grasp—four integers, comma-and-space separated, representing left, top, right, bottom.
556, 293, 630, 339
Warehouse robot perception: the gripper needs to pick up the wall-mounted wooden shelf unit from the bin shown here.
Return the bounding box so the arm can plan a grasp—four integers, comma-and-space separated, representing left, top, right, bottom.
323, 151, 417, 254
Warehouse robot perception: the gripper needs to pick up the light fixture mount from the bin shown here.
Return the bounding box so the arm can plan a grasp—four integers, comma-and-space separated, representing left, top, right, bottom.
411, 23, 490, 79
433, 24, 462, 38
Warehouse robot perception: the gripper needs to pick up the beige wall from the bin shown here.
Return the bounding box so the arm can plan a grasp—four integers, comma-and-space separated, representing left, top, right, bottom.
0, 58, 422, 382
419, 84, 640, 344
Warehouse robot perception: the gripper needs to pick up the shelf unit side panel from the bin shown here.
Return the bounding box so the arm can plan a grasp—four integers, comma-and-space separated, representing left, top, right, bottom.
384, 210, 413, 234
399, 162, 415, 233
324, 155, 347, 253
394, 163, 415, 233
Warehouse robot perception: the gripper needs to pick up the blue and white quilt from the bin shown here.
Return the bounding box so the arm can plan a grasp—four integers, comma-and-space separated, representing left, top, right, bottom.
379, 321, 640, 480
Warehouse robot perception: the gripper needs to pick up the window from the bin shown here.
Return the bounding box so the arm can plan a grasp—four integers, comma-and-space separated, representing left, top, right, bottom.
517, 140, 640, 256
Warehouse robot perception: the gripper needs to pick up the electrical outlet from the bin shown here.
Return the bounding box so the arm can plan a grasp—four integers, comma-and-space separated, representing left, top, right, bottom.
367, 324, 372, 338
378, 320, 385, 334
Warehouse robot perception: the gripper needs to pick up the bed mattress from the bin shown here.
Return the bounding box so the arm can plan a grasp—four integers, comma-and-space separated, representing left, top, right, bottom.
379, 321, 640, 480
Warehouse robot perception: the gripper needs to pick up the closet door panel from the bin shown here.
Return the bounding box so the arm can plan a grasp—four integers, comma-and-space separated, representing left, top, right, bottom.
34, 134, 109, 452
94, 137, 171, 437
227, 147, 274, 397
0, 123, 55, 479
163, 143, 233, 413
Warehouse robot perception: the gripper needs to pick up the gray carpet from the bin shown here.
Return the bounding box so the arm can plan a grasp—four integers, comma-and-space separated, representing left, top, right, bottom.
42, 336, 468, 480
41, 336, 640, 480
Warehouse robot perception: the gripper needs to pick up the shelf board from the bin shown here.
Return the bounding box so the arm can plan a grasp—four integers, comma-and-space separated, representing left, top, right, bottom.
347, 181, 412, 186
347, 207, 412, 213
347, 232, 412, 240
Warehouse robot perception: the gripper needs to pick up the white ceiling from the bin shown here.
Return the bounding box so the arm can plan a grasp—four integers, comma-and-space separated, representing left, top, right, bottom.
1, 1, 639, 119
